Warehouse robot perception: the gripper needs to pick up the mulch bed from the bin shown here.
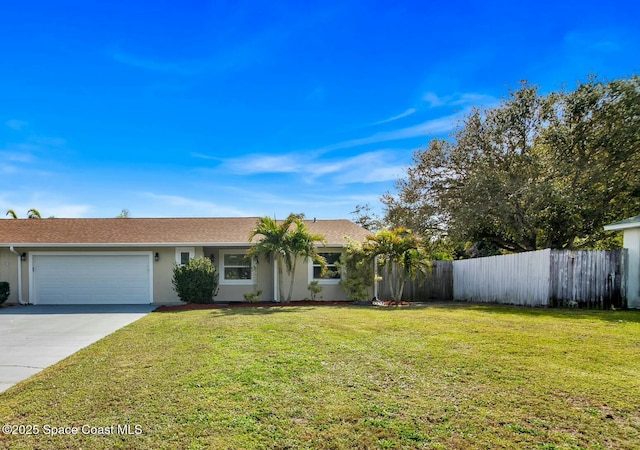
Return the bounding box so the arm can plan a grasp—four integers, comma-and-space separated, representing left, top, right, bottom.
378, 301, 411, 306
154, 300, 356, 312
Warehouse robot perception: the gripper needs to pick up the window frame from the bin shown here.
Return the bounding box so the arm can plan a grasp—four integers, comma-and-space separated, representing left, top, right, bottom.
175, 247, 195, 266
309, 250, 343, 285
220, 250, 255, 285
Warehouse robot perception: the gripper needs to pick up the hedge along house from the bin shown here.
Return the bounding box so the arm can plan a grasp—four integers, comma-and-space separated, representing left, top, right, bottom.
605, 214, 640, 309
0, 217, 371, 305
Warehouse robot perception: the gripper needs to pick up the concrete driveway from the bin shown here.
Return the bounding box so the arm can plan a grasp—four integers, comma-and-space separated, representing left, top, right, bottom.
0, 304, 156, 394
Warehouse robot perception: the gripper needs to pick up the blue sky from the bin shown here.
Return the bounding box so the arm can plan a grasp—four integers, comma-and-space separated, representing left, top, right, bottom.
1, 1, 639, 220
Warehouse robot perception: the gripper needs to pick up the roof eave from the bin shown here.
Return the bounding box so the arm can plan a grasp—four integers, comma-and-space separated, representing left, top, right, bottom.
3, 241, 352, 248
604, 222, 640, 231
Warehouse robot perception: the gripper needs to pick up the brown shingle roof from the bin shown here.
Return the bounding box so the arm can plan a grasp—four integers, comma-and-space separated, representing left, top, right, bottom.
0, 217, 371, 246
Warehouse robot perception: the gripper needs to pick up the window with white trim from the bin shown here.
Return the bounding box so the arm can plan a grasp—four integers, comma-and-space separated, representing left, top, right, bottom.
220, 251, 254, 285
310, 252, 342, 284
175, 247, 195, 266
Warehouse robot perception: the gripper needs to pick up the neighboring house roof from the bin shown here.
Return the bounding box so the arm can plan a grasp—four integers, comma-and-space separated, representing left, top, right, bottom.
604, 214, 640, 231
0, 217, 371, 246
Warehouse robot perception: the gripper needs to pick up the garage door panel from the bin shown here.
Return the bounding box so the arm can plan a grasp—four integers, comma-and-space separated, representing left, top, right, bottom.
33, 254, 152, 305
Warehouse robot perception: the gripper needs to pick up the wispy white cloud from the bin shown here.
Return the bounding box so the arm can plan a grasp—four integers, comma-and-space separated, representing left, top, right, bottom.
564, 30, 623, 53
213, 91, 499, 184
139, 192, 250, 217
222, 154, 300, 175
422, 91, 497, 108
220, 186, 314, 208
332, 162, 405, 184
370, 108, 417, 125
5, 119, 28, 130
28, 136, 66, 147
205, 186, 385, 219
190, 152, 221, 161
0, 164, 18, 174
450, 93, 498, 106
0, 134, 67, 176
109, 21, 287, 77
111, 50, 206, 76
311, 151, 406, 183
422, 93, 446, 107
0, 149, 37, 163
219, 149, 407, 184
111, 43, 274, 77
0, 144, 39, 174
0, 192, 93, 218
319, 113, 462, 153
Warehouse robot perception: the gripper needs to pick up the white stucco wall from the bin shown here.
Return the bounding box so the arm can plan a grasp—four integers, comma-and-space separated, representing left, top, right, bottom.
0, 246, 195, 305
278, 250, 348, 302
0, 248, 20, 303
623, 228, 640, 309
2, 245, 352, 305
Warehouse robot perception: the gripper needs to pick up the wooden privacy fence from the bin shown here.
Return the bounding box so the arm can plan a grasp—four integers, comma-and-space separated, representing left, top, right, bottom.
452, 249, 627, 308
377, 249, 627, 308
377, 260, 453, 301
453, 249, 552, 307
549, 250, 627, 309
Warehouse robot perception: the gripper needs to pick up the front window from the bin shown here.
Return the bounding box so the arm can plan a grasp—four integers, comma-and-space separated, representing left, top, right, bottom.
175, 247, 195, 266
180, 252, 190, 265
311, 252, 342, 283
221, 251, 254, 285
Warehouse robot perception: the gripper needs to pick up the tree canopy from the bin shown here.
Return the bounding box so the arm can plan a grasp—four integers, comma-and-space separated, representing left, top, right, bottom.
383, 75, 640, 253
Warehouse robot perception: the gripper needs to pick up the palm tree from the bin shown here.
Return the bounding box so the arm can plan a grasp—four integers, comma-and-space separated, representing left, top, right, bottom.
363, 228, 431, 303
248, 213, 326, 303
248, 214, 295, 302
285, 219, 327, 302
5, 209, 43, 219
27, 208, 42, 219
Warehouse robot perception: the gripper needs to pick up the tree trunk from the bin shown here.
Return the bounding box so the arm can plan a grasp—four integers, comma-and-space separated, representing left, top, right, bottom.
396, 275, 405, 303
276, 256, 285, 302
387, 263, 397, 301
286, 258, 297, 303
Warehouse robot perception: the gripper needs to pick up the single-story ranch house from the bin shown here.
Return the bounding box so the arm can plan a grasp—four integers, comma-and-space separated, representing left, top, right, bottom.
0, 217, 371, 305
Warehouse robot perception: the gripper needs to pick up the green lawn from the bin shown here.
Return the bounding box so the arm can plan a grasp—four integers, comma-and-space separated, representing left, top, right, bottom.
1, 304, 639, 449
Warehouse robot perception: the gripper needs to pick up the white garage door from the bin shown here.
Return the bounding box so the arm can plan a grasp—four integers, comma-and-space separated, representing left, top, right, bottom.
32, 253, 152, 305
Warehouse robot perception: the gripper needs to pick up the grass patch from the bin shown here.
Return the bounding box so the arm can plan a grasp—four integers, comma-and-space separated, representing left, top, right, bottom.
1, 304, 639, 449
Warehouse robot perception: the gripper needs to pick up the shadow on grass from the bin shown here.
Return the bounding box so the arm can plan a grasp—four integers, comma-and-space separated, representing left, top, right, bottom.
208, 305, 322, 317
152, 300, 640, 324
153, 301, 355, 316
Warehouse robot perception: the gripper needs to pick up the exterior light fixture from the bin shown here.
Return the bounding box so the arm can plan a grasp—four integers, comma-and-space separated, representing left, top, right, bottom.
209, 255, 215, 262
155, 252, 160, 262
21, 252, 26, 262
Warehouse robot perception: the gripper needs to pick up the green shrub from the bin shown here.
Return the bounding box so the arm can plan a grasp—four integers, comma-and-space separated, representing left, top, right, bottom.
172, 257, 219, 304
243, 289, 263, 302
307, 281, 323, 300
337, 238, 374, 301
0, 281, 9, 305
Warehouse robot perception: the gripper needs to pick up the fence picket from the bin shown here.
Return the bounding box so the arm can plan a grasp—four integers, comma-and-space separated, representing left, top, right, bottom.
377, 260, 453, 301
376, 249, 627, 308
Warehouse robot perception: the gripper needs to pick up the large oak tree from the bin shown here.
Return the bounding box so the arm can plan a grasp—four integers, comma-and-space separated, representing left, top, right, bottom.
383, 76, 640, 253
